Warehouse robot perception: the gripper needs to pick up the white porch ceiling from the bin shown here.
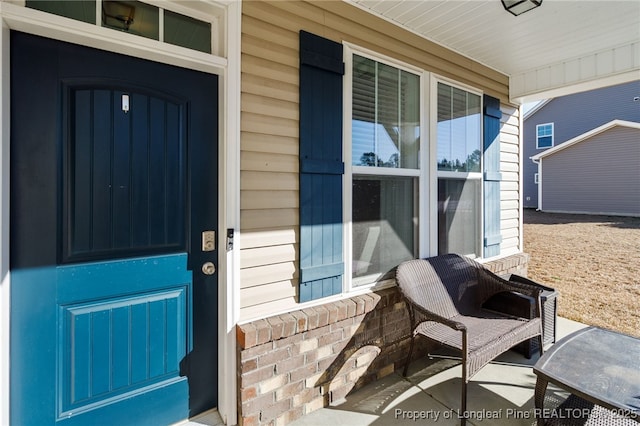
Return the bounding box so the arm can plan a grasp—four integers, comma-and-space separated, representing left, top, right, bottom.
348, 0, 640, 103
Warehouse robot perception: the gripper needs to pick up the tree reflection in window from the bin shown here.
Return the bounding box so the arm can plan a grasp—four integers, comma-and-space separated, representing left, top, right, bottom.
352, 55, 419, 169
437, 149, 481, 172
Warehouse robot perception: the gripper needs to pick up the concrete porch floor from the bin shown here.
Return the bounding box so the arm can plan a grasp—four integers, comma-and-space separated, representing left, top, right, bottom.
181, 410, 226, 426
288, 317, 588, 426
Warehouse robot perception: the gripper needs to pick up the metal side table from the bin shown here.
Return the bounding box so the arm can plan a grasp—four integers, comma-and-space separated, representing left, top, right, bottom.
533, 327, 640, 425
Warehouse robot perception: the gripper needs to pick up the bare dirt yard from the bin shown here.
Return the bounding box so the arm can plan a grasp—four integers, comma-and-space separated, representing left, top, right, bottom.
523, 209, 640, 338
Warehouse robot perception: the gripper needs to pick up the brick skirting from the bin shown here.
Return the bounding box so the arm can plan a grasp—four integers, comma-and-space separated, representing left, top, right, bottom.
482, 252, 530, 277
236, 253, 530, 426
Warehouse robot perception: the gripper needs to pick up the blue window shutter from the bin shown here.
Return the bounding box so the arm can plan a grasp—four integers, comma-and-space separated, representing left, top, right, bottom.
299, 31, 345, 302
483, 95, 502, 257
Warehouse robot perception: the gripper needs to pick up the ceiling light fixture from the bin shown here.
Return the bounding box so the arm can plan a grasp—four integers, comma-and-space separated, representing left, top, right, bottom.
102, 1, 136, 31
501, 0, 542, 16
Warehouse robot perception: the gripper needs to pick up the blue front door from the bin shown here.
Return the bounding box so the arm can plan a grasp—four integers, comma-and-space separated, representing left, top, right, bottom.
10, 32, 218, 425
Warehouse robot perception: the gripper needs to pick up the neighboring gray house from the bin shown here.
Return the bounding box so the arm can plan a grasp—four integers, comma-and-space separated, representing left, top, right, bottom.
531, 120, 640, 217
523, 81, 640, 208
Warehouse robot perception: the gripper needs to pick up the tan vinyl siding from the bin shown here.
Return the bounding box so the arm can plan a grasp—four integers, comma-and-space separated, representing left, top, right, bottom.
240, 209, 297, 230
499, 104, 522, 254
242, 133, 297, 157
240, 0, 518, 321
240, 227, 297, 249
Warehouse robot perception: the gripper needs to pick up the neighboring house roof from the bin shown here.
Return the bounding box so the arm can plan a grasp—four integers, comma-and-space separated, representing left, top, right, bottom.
522, 99, 550, 120
531, 120, 640, 161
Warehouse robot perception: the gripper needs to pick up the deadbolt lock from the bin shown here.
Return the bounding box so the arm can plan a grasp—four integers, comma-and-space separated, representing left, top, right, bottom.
202, 231, 215, 252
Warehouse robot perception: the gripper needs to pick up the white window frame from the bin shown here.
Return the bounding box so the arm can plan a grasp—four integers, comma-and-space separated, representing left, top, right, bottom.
13, 0, 226, 60
430, 75, 484, 259
343, 43, 429, 292
534, 173, 539, 184
536, 123, 554, 149
343, 45, 488, 292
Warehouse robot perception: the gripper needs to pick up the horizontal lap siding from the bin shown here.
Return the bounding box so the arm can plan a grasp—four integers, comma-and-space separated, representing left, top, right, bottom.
541, 127, 640, 216
499, 105, 522, 254
240, 0, 515, 321
241, 3, 300, 321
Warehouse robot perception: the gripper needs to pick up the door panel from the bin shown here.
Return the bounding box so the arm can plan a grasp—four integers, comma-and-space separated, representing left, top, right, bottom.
10, 32, 218, 425
57, 255, 190, 419
64, 86, 187, 262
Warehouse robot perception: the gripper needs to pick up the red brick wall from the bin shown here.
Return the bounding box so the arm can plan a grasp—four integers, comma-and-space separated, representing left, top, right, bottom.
236, 254, 529, 426
483, 252, 530, 277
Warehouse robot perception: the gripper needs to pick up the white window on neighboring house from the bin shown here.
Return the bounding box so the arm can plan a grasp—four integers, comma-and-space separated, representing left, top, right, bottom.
536, 123, 554, 149
534, 173, 539, 184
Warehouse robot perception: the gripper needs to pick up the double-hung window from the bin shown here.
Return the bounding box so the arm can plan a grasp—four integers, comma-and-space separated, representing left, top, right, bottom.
345, 47, 488, 289
435, 81, 483, 258
536, 123, 554, 149
348, 52, 421, 286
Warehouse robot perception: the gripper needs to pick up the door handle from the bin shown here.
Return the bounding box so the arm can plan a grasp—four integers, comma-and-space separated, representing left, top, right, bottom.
202, 262, 216, 275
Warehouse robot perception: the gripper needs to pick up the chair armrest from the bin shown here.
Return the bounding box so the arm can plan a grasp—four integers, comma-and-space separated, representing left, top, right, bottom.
503, 278, 544, 299
509, 274, 555, 293
407, 299, 467, 332
476, 269, 546, 321
480, 269, 544, 299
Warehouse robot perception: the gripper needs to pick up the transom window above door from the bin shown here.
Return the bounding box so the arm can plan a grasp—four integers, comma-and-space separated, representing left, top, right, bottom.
26, 0, 214, 54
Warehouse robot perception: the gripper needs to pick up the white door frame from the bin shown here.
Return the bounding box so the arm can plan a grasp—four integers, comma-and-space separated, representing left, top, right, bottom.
0, 1, 241, 424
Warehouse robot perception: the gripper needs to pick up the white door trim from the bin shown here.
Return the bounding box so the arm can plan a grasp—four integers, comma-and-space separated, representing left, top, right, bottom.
0, 17, 11, 426
0, 1, 241, 424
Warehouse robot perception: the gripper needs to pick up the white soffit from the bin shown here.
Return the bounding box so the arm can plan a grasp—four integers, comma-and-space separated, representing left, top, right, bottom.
348, 0, 640, 103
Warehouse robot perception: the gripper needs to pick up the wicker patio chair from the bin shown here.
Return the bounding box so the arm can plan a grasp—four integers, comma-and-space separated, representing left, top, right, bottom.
396, 254, 545, 425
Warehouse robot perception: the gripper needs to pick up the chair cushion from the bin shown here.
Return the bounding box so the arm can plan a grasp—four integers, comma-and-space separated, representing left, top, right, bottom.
415, 312, 542, 378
